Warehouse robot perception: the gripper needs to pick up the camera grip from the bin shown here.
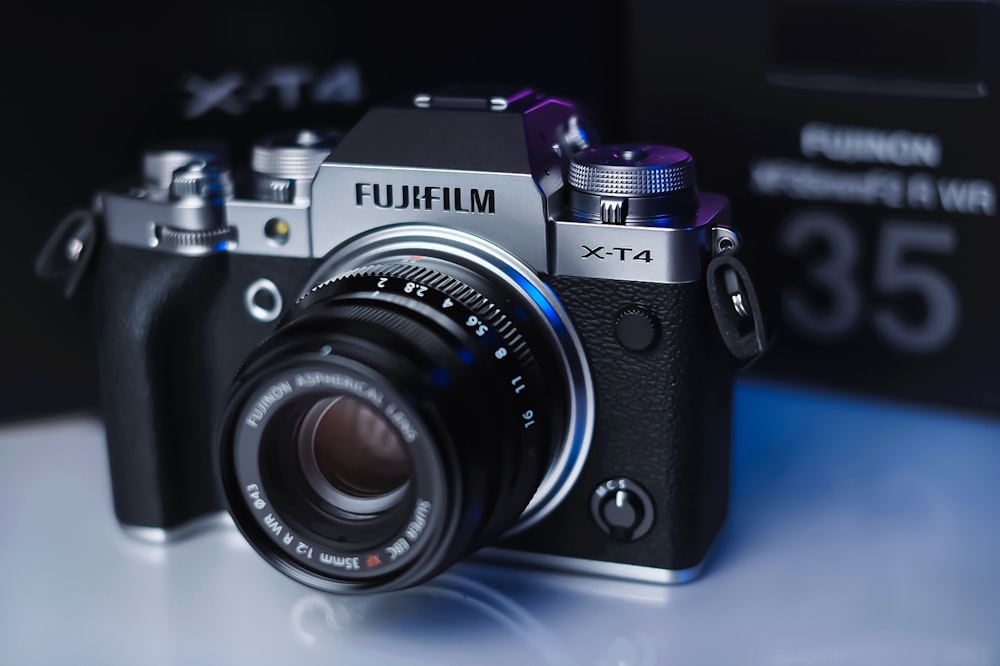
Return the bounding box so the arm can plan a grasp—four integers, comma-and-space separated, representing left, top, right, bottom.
95, 244, 228, 530
504, 275, 739, 571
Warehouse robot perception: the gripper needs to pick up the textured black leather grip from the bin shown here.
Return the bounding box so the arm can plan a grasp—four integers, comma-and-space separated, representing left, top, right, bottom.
95, 244, 229, 529
95, 243, 313, 530
501, 274, 740, 571
97, 239, 313, 529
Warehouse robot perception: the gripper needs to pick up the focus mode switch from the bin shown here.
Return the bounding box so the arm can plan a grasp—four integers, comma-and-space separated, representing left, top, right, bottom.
590, 478, 654, 541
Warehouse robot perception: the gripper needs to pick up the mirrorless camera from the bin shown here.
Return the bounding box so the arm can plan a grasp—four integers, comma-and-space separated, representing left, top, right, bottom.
50, 89, 767, 594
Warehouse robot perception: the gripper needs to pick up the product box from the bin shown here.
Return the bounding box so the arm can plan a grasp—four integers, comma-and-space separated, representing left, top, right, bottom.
4, 3, 624, 422
627, 0, 1000, 415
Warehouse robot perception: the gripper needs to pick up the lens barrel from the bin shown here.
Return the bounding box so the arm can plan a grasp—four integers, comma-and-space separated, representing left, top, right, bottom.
220, 236, 586, 593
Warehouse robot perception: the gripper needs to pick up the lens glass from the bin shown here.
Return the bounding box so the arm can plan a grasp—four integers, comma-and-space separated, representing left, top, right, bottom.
297, 395, 411, 513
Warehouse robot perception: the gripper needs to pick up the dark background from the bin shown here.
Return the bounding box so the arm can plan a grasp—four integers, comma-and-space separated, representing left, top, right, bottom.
625, 1, 1000, 417
5, 1, 999, 422
2, 2, 627, 422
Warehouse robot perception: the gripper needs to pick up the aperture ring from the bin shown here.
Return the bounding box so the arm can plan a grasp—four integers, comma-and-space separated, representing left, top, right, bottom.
302, 262, 539, 375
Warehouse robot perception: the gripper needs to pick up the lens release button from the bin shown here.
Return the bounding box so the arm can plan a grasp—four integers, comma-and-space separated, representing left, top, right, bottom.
590, 478, 654, 542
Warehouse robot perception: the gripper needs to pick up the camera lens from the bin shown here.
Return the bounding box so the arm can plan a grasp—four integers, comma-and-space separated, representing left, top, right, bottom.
298, 395, 411, 511
220, 227, 592, 594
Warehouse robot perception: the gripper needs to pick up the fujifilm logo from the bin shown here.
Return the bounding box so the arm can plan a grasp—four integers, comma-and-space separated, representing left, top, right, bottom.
800, 122, 942, 168
356, 183, 496, 214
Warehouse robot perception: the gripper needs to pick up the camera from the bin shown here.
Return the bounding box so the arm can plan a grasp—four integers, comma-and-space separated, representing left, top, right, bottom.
48, 89, 767, 594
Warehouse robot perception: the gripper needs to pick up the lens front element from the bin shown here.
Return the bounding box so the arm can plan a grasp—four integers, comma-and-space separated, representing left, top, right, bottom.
298, 395, 411, 513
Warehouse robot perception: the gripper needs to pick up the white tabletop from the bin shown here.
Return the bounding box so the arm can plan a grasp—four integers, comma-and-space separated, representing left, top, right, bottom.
2, 378, 998, 666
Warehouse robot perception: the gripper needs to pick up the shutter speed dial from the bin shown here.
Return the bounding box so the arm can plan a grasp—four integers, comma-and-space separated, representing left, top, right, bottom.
590, 478, 655, 542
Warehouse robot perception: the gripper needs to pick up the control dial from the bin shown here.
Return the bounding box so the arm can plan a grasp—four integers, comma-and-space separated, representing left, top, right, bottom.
566, 144, 700, 225
252, 129, 342, 203
614, 306, 661, 352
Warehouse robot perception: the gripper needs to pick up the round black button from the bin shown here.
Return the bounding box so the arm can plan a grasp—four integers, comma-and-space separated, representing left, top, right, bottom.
614, 306, 660, 352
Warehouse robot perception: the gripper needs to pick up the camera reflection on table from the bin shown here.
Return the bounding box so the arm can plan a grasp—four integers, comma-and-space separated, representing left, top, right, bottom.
2, 378, 999, 665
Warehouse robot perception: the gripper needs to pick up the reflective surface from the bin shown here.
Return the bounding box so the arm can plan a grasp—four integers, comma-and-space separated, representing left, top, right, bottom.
2, 379, 999, 665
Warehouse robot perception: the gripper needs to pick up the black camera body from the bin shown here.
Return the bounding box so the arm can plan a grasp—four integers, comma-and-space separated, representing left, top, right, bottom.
74, 89, 766, 592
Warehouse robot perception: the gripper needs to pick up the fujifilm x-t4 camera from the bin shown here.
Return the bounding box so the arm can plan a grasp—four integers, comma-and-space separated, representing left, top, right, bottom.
43, 88, 767, 594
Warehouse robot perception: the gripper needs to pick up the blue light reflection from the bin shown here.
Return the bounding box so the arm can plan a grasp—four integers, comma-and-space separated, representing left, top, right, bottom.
431, 368, 451, 388
504, 269, 561, 324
